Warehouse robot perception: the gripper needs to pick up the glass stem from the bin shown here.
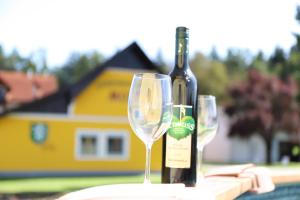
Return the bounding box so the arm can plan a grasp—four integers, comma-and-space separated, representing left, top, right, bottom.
144, 142, 153, 184
197, 146, 204, 179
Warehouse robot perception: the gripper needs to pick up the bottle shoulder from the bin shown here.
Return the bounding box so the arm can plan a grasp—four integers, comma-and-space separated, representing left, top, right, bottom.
169, 68, 197, 83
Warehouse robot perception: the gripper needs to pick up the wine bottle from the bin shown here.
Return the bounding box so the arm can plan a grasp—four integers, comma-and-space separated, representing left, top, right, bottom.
161, 27, 198, 187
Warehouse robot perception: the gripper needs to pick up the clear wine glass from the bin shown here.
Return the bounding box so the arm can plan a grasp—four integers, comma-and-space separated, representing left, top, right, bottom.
128, 73, 173, 184
197, 95, 218, 181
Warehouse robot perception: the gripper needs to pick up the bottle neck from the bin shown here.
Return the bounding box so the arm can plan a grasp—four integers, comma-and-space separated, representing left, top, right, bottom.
175, 37, 189, 70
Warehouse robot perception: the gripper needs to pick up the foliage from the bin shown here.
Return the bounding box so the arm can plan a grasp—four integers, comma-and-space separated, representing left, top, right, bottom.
209, 46, 220, 61
155, 49, 170, 73
268, 47, 288, 78
0, 47, 49, 73
0, 46, 103, 87
281, 6, 300, 100
190, 52, 230, 103
224, 49, 249, 73
0, 5, 299, 103
225, 69, 300, 163
51, 51, 104, 86
250, 51, 268, 74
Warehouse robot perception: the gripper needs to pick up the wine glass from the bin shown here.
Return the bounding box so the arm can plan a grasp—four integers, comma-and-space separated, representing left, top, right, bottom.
197, 95, 218, 180
128, 73, 173, 184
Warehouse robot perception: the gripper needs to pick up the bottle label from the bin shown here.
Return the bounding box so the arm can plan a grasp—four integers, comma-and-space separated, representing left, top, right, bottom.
166, 105, 195, 168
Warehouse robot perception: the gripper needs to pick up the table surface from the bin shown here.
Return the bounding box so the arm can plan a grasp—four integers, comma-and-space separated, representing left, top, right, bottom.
57, 167, 300, 200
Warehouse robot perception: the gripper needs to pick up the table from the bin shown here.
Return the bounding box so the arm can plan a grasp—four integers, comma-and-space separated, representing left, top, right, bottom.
57, 167, 300, 200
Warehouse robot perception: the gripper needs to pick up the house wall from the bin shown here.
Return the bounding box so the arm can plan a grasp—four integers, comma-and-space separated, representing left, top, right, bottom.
204, 108, 266, 164
73, 69, 133, 116
0, 68, 162, 173
230, 134, 266, 164
204, 111, 292, 164
203, 107, 232, 163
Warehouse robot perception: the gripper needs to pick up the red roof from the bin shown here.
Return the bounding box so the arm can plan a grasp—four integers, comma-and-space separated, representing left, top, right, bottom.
31, 74, 58, 99
0, 71, 58, 105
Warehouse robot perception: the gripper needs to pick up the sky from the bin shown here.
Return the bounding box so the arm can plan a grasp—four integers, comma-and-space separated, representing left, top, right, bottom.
0, 0, 299, 67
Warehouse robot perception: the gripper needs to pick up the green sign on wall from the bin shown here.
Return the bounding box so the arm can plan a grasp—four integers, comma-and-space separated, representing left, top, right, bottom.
31, 123, 48, 144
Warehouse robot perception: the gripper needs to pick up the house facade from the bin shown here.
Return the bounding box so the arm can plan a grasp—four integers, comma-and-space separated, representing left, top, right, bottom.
0, 43, 163, 176
204, 109, 300, 164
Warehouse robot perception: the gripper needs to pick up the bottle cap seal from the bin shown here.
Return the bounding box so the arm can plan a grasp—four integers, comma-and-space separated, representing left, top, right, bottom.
176, 27, 189, 38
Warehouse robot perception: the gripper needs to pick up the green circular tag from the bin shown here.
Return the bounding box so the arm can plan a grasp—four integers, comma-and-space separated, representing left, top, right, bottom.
31, 123, 48, 144
168, 116, 195, 140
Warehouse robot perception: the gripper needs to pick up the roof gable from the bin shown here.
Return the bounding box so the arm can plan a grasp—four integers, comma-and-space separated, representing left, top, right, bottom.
70, 42, 161, 98
8, 42, 161, 115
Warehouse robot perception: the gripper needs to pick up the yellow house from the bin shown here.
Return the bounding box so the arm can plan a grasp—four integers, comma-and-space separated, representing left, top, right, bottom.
0, 42, 164, 177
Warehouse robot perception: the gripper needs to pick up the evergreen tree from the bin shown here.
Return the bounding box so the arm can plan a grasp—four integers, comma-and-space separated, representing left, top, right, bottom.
224, 49, 248, 72
0, 45, 6, 70
209, 46, 220, 61
52, 51, 104, 86
268, 47, 289, 80
250, 51, 268, 73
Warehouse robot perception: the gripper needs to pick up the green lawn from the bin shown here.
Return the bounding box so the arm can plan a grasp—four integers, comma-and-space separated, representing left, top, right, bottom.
0, 174, 161, 193
1, 163, 299, 194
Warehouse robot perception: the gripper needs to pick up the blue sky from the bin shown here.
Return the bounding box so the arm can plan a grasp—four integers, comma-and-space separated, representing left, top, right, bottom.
0, 0, 299, 67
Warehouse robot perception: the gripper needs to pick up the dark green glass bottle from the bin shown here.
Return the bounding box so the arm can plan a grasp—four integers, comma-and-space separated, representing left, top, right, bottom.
161, 27, 197, 187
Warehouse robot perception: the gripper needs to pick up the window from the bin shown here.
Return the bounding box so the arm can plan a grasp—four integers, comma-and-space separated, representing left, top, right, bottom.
76, 130, 100, 159
105, 132, 128, 158
80, 136, 97, 156
108, 137, 123, 154
76, 129, 129, 160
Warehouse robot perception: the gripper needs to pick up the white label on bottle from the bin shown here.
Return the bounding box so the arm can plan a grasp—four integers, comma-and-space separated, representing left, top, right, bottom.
166, 134, 191, 168
165, 105, 194, 168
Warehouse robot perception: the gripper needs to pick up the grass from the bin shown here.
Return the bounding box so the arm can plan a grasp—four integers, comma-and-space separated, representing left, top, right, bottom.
1, 163, 299, 194
205, 162, 300, 169
0, 174, 161, 193
264, 162, 300, 168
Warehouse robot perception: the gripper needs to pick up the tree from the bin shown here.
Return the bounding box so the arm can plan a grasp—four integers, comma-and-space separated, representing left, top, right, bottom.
52, 51, 104, 86
31, 49, 48, 74
0, 45, 6, 69
155, 49, 170, 73
285, 6, 300, 101
269, 47, 288, 80
250, 51, 268, 74
293, 5, 300, 51
21, 59, 37, 73
190, 52, 230, 103
209, 46, 220, 61
224, 49, 248, 73
225, 69, 300, 164
0, 48, 40, 72
1, 49, 22, 71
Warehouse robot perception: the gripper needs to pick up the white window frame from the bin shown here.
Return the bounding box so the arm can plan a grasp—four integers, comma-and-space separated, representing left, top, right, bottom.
103, 131, 129, 160
75, 129, 129, 161
75, 129, 103, 160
